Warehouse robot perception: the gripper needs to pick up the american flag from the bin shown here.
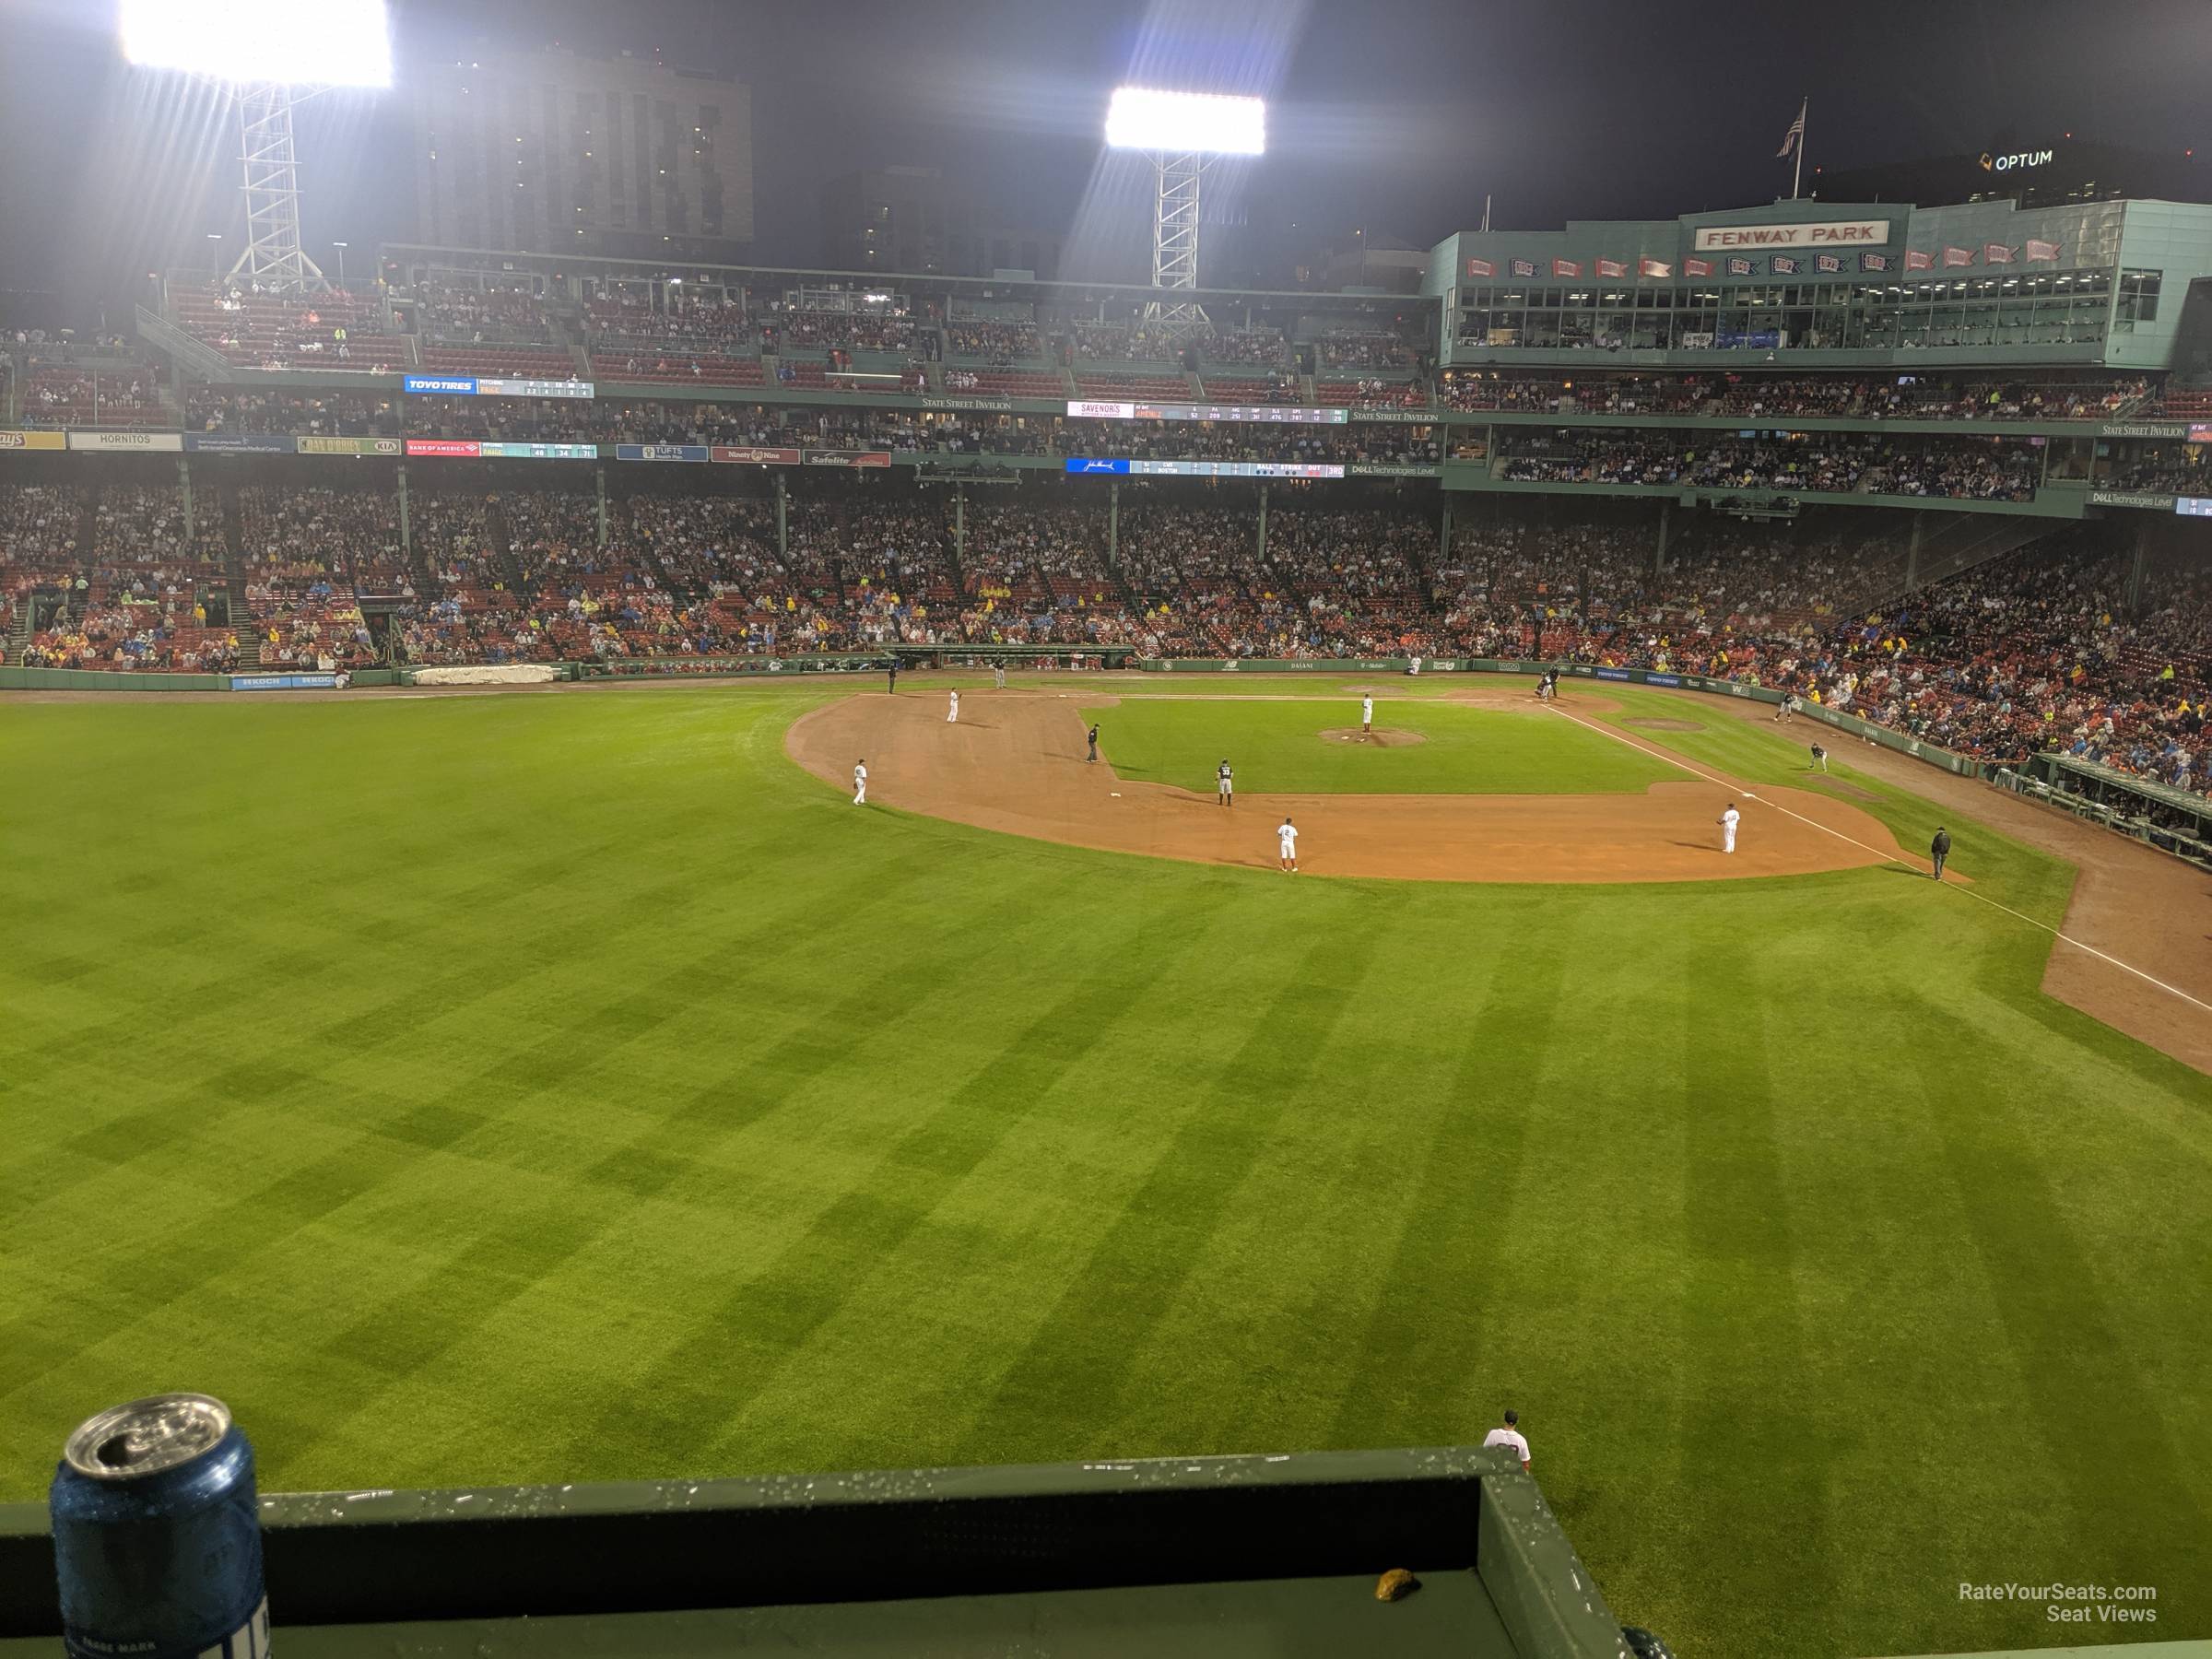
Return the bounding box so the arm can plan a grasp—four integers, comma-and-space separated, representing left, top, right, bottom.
1776, 101, 1806, 159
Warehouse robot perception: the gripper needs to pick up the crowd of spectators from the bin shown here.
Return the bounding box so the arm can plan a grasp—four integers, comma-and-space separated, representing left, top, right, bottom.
1313, 332, 1419, 371
1497, 430, 2045, 500
1441, 370, 2148, 420
412, 279, 557, 342
946, 320, 1041, 360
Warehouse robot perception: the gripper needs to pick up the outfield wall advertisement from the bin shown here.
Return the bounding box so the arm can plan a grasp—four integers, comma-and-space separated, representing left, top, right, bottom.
0, 430, 67, 451
68, 430, 182, 452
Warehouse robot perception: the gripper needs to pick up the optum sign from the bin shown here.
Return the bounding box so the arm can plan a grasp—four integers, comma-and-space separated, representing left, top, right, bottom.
1980, 148, 2054, 172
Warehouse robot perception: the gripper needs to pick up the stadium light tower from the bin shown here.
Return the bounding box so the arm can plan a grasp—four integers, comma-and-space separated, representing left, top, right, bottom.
1105, 88, 1265, 329
120, 0, 394, 295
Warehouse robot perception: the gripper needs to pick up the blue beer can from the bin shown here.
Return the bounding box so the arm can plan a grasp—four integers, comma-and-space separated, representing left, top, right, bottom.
49, 1394, 269, 1659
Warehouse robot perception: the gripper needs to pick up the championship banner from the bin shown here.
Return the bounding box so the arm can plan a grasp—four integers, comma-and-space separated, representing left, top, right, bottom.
1509, 259, 1535, 278
1551, 258, 1581, 278
1770, 255, 1800, 276
477, 441, 596, 460
298, 436, 403, 455
1465, 257, 1495, 277
615, 443, 709, 462
1595, 258, 1626, 278
1683, 257, 1713, 277
1725, 256, 1754, 276
183, 432, 296, 453
0, 430, 67, 451
2026, 239, 2061, 263
1904, 250, 1934, 270
1859, 252, 1891, 272
1943, 246, 1974, 266
403, 439, 480, 457
68, 430, 182, 451
1638, 258, 1672, 277
803, 450, 891, 467
1983, 242, 2014, 265
1815, 253, 1843, 273
712, 445, 802, 465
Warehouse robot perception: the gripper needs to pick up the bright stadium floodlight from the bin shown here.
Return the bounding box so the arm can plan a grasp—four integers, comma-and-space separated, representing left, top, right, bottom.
121, 0, 393, 294
1105, 88, 1266, 328
121, 0, 393, 87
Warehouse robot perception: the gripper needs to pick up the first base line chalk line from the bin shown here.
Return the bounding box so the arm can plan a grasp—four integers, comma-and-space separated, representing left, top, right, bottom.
1545, 701, 2212, 1018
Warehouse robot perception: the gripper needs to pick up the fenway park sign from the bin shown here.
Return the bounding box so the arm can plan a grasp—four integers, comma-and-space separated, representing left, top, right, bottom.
1692, 218, 1890, 252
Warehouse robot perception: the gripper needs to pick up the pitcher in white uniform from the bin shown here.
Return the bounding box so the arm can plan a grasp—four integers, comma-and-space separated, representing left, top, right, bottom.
1361, 695, 1374, 735
1718, 802, 1740, 853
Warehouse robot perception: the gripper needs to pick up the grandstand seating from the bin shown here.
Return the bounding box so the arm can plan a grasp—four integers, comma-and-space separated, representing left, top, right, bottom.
418, 346, 580, 379
589, 353, 765, 388
1076, 374, 1192, 401
21, 363, 167, 427
171, 283, 403, 370
1196, 378, 1300, 404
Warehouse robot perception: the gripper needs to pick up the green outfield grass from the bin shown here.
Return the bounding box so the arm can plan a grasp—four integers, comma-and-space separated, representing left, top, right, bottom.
3, 677, 2207, 1659
1081, 694, 1688, 794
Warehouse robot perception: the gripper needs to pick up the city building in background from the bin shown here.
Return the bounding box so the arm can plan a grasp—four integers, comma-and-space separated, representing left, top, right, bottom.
818, 166, 1061, 278
409, 49, 753, 264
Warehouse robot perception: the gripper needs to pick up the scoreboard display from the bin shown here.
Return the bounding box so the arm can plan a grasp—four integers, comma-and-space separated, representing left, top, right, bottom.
1067, 400, 1347, 425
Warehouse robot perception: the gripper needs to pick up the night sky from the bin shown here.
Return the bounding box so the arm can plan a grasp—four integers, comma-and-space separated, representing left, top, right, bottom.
2, 0, 2208, 316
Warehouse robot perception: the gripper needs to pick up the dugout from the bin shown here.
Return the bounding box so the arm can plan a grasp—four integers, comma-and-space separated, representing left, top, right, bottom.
0, 1445, 1645, 1657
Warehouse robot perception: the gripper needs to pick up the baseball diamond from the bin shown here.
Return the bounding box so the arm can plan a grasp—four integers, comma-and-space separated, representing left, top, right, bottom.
7, 8, 2212, 1652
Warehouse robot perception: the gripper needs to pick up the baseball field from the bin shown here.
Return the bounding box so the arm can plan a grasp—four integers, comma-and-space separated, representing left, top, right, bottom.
3, 672, 2207, 1659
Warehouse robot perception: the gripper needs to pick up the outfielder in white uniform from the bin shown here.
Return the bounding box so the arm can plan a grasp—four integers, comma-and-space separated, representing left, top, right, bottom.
1277, 817, 1299, 873
947, 689, 959, 724
853, 760, 867, 805
1718, 803, 1740, 853
1361, 695, 1374, 735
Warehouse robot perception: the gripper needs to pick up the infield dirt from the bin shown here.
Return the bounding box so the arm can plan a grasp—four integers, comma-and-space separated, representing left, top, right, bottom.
789, 687, 1907, 885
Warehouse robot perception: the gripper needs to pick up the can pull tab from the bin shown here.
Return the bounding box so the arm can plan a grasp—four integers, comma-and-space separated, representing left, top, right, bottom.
64, 1394, 232, 1480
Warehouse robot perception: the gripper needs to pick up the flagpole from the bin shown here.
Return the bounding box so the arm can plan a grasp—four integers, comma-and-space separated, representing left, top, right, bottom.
1794, 99, 1806, 199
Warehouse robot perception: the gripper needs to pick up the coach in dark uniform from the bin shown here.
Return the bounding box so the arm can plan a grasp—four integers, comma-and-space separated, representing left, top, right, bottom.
1087, 724, 1100, 763
1930, 826, 1950, 881
887, 659, 900, 695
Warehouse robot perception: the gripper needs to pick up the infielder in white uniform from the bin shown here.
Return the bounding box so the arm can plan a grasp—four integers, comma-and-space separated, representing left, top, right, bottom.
1361, 694, 1374, 735
1718, 802, 1740, 853
947, 689, 959, 724
853, 760, 867, 805
1277, 816, 1299, 873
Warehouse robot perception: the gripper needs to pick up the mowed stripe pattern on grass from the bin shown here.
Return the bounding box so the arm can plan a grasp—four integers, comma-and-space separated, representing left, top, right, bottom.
0, 683, 2207, 1659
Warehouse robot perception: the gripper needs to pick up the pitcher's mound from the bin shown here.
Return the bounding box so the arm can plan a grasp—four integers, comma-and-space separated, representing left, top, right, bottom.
1320, 727, 1425, 747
